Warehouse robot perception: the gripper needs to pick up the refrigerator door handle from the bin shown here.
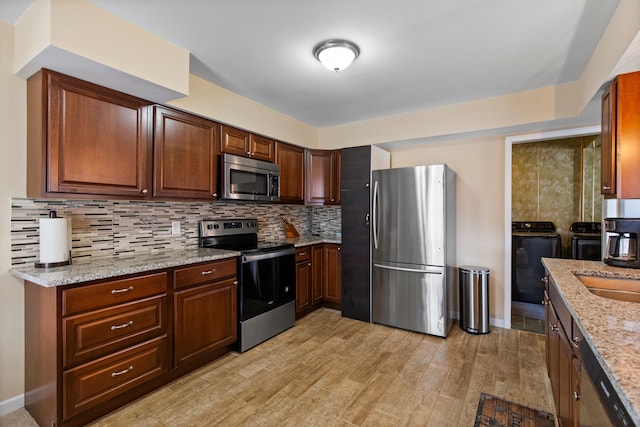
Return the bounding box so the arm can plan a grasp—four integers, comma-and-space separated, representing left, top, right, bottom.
373, 263, 443, 275
372, 180, 379, 249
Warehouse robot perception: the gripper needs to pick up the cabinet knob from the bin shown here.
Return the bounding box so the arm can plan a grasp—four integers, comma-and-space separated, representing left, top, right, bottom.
141, 189, 148, 195
233, 281, 238, 286
337, 247, 341, 251
365, 183, 370, 188
308, 263, 311, 266
602, 185, 611, 191
549, 322, 559, 332
331, 198, 335, 202
246, 151, 252, 156
571, 336, 582, 348
573, 391, 581, 401
212, 193, 217, 197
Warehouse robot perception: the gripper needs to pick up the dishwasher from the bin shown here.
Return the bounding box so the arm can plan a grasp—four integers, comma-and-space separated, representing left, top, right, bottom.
579, 341, 634, 426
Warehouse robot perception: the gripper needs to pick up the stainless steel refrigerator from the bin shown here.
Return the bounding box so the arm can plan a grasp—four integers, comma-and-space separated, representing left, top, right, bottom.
371, 164, 456, 337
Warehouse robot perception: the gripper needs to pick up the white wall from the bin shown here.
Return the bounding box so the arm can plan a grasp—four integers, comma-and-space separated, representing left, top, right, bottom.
0, 22, 28, 412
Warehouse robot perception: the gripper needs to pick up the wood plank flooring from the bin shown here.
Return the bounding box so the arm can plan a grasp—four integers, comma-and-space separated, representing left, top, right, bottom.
2, 308, 554, 426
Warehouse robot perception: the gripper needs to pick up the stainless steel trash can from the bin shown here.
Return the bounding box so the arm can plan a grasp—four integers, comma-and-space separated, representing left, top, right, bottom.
459, 265, 490, 334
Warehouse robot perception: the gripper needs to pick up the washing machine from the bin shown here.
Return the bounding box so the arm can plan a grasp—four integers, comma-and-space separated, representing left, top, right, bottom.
512, 221, 562, 304
570, 222, 602, 261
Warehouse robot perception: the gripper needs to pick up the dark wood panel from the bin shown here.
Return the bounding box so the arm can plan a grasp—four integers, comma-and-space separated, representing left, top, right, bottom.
311, 245, 324, 305
601, 80, 615, 196
340, 188, 371, 321
616, 72, 640, 198
341, 146, 371, 191
295, 260, 312, 317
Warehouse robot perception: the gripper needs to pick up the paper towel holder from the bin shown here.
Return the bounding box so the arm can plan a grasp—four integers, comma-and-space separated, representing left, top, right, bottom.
35, 211, 72, 269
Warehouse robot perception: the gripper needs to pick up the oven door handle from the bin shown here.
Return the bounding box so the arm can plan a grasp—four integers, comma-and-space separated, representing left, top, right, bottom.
242, 248, 296, 263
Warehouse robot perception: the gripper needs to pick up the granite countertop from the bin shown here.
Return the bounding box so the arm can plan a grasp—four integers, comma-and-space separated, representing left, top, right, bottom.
542, 258, 640, 425
10, 234, 342, 288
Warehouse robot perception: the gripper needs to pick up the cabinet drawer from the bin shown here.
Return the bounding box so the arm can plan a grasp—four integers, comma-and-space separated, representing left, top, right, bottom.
549, 278, 572, 335
63, 272, 167, 316
63, 336, 168, 420
173, 258, 237, 290
296, 247, 311, 262
63, 295, 167, 368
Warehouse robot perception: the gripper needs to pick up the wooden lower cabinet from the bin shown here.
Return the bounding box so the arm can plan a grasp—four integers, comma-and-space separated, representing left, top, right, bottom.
323, 244, 342, 309
24, 259, 238, 427
173, 267, 237, 367
544, 275, 582, 427
295, 244, 342, 317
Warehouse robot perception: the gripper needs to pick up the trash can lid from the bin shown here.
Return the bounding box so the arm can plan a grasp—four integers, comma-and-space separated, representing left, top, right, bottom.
459, 265, 490, 273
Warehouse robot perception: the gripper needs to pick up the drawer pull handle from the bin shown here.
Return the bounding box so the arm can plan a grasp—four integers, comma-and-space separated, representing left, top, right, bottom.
111, 286, 134, 294
299, 252, 307, 256
201, 269, 215, 275
111, 366, 134, 377
111, 320, 134, 331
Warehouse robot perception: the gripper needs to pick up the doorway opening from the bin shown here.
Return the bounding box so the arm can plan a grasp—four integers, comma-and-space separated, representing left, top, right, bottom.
504, 126, 601, 332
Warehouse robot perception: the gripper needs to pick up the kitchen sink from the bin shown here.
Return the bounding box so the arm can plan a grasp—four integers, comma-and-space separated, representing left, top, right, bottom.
575, 275, 640, 303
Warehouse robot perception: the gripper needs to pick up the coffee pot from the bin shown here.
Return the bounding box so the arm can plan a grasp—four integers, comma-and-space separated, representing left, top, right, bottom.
604, 218, 640, 268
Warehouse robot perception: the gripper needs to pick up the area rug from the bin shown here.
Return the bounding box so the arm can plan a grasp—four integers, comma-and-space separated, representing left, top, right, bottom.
474, 393, 555, 427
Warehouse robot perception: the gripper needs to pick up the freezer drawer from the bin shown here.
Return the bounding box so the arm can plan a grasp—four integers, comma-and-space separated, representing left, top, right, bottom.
372, 262, 449, 337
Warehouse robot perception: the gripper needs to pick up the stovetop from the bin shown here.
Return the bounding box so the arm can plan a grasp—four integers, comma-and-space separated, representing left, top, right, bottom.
199, 218, 293, 253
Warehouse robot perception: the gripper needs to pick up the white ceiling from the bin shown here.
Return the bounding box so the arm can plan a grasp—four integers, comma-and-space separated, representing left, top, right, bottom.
0, 0, 622, 129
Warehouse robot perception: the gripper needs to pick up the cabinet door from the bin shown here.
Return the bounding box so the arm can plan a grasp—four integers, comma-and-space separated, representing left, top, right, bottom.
29, 69, 152, 198
173, 278, 237, 368
547, 300, 560, 410
601, 80, 616, 196
311, 245, 324, 305
220, 125, 250, 157
276, 142, 305, 204
295, 261, 312, 316
558, 326, 574, 427
153, 106, 219, 199
249, 134, 275, 162
305, 150, 340, 205
614, 72, 640, 198
323, 244, 342, 308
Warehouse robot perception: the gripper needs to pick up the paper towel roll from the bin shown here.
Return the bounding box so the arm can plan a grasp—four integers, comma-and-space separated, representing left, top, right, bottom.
39, 217, 70, 264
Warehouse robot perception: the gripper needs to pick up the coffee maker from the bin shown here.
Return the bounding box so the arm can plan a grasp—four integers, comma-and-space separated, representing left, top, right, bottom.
603, 218, 640, 268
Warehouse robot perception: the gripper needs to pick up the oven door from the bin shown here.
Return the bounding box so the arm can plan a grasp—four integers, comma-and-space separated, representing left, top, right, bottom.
239, 248, 296, 321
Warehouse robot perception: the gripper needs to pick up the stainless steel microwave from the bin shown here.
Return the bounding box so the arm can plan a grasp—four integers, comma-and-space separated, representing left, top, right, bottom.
220, 153, 280, 202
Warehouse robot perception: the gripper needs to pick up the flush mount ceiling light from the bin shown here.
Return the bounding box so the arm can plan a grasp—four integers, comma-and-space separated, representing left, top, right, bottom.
313, 39, 360, 72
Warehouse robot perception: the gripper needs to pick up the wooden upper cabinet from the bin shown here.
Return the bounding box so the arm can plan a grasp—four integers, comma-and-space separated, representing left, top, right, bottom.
27, 69, 153, 199
153, 106, 219, 200
249, 134, 275, 162
220, 125, 274, 162
305, 149, 341, 205
601, 71, 640, 198
275, 142, 305, 204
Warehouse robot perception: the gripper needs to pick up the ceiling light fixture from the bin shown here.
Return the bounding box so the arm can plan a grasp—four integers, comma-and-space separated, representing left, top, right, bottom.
313, 39, 360, 72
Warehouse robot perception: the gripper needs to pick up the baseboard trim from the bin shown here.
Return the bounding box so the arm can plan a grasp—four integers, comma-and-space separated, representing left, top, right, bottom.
0, 394, 24, 416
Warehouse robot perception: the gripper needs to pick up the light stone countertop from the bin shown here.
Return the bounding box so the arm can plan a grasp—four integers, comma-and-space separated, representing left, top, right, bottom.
542, 258, 640, 426
10, 234, 342, 288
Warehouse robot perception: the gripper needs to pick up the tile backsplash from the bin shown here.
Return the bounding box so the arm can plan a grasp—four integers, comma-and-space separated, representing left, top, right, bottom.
10, 198, 341, 266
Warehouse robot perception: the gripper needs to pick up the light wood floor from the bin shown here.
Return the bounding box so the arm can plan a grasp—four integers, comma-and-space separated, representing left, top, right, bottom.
2, 308, 554, 426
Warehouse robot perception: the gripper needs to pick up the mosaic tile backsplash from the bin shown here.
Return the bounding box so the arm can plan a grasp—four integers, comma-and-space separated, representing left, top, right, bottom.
11, 198, 341, 266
